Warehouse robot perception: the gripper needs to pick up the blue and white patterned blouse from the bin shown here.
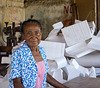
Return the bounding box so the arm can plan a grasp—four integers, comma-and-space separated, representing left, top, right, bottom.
9, 41, 49, 88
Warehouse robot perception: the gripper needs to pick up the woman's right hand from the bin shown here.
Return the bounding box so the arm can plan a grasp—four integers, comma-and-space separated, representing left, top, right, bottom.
13, 77, 25, 88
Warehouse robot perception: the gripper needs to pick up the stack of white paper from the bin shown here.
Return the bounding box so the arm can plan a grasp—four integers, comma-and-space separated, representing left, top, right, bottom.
39, 40, 68, 83
65, 42, 95, 58
75, 20, 95, 36
39, 41, 65, 59
44, 20, 97, 82
61, 20, 92, 46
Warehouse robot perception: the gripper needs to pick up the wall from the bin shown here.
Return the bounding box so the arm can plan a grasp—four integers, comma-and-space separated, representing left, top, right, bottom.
97, 0, 100, 32
0, 0, 72, 45
75, 0, 95, 22
25, 0, 72, 39
0, 0, 25, 45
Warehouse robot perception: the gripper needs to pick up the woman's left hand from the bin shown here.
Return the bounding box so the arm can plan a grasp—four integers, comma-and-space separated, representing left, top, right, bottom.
47, 73, 69, 88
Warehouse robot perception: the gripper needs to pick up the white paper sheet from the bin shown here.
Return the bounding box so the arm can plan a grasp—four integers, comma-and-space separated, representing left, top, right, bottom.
62, 65, 82, 81
45, 34, 66, 44
88, 35, 100, 51
48, 60, 57, 72
97, 30, 100, 37
52, 21, 63, 29
47, 29, 60, 37
47, 56, 67, 72
65, 42, 95, 58
62, 59, 96, 81
54, 56, 67, 69
88, 21, 95, 36
1, 57, 11, 64
75, 20, 95, 36
71, 59, 79, 69
76, 51, 100, 67
52, 69, 67, 83
75, 19, 82, 23
61, 20, 92, 46
47, 57, 68, 84
0, 81, 9, 88
39, 41, 65, 59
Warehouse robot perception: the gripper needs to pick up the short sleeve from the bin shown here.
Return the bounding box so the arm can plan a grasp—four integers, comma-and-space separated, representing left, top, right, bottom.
9, 49, 22, 80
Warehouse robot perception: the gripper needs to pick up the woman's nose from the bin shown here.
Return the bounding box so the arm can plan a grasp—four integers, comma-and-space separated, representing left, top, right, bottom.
30, 34, 36, 39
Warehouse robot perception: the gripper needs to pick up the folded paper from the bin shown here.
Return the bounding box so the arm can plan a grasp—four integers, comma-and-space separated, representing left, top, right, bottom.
65, 42, 95, 58
54, 56, 67, 69
62, 59, 96, 81
97, 30, 100, 37
88, 36, 100, 51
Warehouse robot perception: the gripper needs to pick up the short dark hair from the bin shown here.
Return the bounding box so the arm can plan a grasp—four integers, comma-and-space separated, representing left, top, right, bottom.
21, 19, 42, 33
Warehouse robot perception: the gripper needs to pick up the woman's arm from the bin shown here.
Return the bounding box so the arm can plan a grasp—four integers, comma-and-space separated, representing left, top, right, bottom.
13, 77, 25, 88
47, 73, 69, 88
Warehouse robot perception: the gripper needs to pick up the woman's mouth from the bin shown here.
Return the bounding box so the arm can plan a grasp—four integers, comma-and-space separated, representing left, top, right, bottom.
30, 41, 37, 43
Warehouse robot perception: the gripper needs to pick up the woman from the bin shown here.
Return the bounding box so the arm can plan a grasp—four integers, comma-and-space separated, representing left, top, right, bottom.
9, 19, 69, 88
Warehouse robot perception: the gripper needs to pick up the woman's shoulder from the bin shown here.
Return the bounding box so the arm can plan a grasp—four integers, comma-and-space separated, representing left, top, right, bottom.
12, 41, 28, 53
12, 46, 24, 56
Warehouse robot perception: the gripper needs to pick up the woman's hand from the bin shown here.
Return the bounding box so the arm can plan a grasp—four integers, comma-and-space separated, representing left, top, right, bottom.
13, 77, 25, 88
47, 73, 69, 88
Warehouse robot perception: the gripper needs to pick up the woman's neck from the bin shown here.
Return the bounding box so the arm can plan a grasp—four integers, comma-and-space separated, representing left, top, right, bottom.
30, 46, 38, 52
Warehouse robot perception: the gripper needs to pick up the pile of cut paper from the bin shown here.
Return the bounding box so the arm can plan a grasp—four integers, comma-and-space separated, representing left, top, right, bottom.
42, 20, 98, 84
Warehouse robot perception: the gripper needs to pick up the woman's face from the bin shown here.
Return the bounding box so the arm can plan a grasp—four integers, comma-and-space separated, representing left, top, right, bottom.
22, 23, 41, 47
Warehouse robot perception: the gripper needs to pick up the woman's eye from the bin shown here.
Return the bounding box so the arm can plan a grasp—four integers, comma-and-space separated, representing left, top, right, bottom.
35, 31, 39, 35
27, 32, 32, 35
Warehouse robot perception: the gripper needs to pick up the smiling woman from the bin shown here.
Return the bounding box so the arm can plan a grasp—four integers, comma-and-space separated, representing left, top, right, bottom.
22, 20, 42, 48
8, 19, 69, 88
